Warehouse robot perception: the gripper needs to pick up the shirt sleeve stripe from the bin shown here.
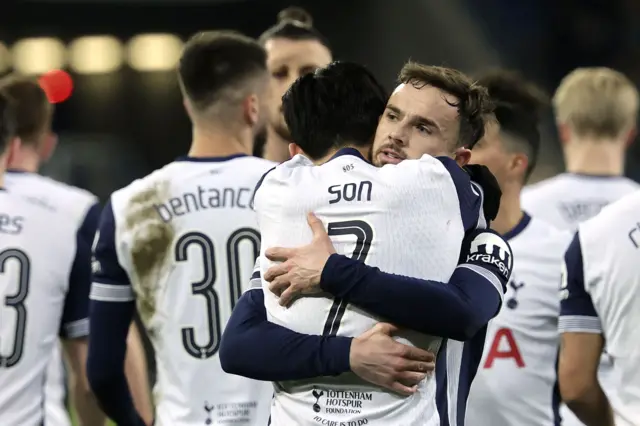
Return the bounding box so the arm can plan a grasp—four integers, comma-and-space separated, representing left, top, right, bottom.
558, 315, 602, 333
456, 263, 504, 302
90, 282, 135, 302
470, 181, 487, 229
62, 318, 90, 339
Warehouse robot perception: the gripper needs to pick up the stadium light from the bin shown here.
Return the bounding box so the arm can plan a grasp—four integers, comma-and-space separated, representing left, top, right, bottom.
0, 43, 10, 72
12, 38, 66, 75
126, 34, 182, 72
69, 36, 123, 74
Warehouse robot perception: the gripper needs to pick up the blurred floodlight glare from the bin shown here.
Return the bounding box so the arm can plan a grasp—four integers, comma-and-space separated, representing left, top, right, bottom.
127, 34, 182, 72
12, 38, 66, 75
69, 36, 123, 74
0, 43, 10, 72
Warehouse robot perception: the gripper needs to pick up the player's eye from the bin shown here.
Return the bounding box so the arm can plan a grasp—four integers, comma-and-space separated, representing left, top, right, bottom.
417, 124, 431, 134
385, 112, 398, 121
272, 68, 288, 80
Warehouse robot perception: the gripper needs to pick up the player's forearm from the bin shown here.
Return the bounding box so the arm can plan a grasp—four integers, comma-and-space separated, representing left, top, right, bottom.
220, 289, 352, 380
72, 380, 107, 426
321, 254, 502, 340
125, 322, 154, 425
565, 385, 615, 426
87, 300, 147, 426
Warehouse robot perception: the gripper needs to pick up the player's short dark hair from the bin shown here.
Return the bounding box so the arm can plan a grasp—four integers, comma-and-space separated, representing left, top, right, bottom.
178, 30, 267, 112
477, 69, 549, 181
259, 6, 330, 50
282, 61, 387, 160
399, 62, 493, 149
0, 74, 52, 146
0, 91, 17, 154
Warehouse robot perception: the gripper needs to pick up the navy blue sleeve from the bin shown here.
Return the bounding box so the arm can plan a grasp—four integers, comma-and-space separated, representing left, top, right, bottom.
86, 200, 145, 426
220, 288, 352, 381
436, 157, 486, 232
558, 232, 602, 334
320, 229, 512, 341
79, 201, 102, 245
59, 202, 102, 339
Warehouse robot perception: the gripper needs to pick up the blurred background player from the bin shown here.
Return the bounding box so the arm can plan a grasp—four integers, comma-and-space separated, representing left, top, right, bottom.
465, 70, 572, 425
0, 74, 154, 426
558, 189, 640, 426
521, 66, 640, 426
223, 61, 510, 425
0, 91, 104, 425
87, 31, 275, 426
254, 6, 332, 162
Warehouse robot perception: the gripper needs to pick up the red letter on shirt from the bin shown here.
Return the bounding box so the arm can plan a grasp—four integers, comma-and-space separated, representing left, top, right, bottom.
483, 327, 525, 368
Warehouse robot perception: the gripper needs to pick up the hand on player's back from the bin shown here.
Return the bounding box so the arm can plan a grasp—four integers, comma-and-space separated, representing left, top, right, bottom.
265, 212, 336, 306
351, 323, 435, 396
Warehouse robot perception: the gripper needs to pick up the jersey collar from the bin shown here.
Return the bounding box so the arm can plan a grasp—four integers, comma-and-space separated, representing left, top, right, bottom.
328, 147, 368, 162
503, 212, 532, 241
175, 153, 247, 162
565, 172, 624, 180
5, 169, 31, 174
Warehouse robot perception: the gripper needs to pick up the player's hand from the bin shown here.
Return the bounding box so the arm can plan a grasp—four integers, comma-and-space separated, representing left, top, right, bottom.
350, 323, 435, 396
265, 212, 336, 306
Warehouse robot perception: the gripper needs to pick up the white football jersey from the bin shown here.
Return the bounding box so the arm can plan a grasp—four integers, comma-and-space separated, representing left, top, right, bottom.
0, 188, 91, 426
467, 214, 571, 425
559, 190, 640, 426
91, 154, 275, 426
254, 148, 491, 426
521, 173, 639, 230
522, 172, 639, 425
5, 170, 98, 426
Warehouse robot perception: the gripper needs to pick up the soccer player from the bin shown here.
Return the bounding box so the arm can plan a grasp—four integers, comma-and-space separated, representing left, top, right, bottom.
464, 70, 572, 425
558, 190, 640, 426
0, 91, 103, 425
0, 74, 153, 426
254, 6, 332, 161
221, 61, 511, 425
521, 67, 640, 425
87, 31, 275, 426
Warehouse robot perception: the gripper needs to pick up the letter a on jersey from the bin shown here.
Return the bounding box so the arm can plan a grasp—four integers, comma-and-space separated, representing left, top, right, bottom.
483, 327, 525, 368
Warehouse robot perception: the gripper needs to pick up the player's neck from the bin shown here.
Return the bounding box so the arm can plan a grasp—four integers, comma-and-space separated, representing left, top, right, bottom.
189, 125, 252, 158
314, 145, 369, 165
563, 138, 625, 176
263, 127, 291, 163
491, 189, 524, 236
7, 147, 40, 173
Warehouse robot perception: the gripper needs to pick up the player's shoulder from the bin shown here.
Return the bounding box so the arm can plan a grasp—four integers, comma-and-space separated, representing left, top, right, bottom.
255, 154, 313, 192
5, 172, 98, 226
580, 190, 640, 238
515, 214, 572, 256
521, 174, 568, 201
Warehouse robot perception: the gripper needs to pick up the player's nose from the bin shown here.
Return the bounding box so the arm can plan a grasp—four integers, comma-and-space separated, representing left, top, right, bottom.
388, 130, 408, 147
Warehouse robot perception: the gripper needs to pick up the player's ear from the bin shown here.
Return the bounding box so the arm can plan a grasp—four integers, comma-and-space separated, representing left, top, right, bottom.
557, 122, 571, 146
454, 147, 472, 167
243, 94, 260, 126
289, 143, 303, 157
624, 126, 637, 148
512, 152, 529, 178
5, 136, 22, 166
38, 132, 58, 163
